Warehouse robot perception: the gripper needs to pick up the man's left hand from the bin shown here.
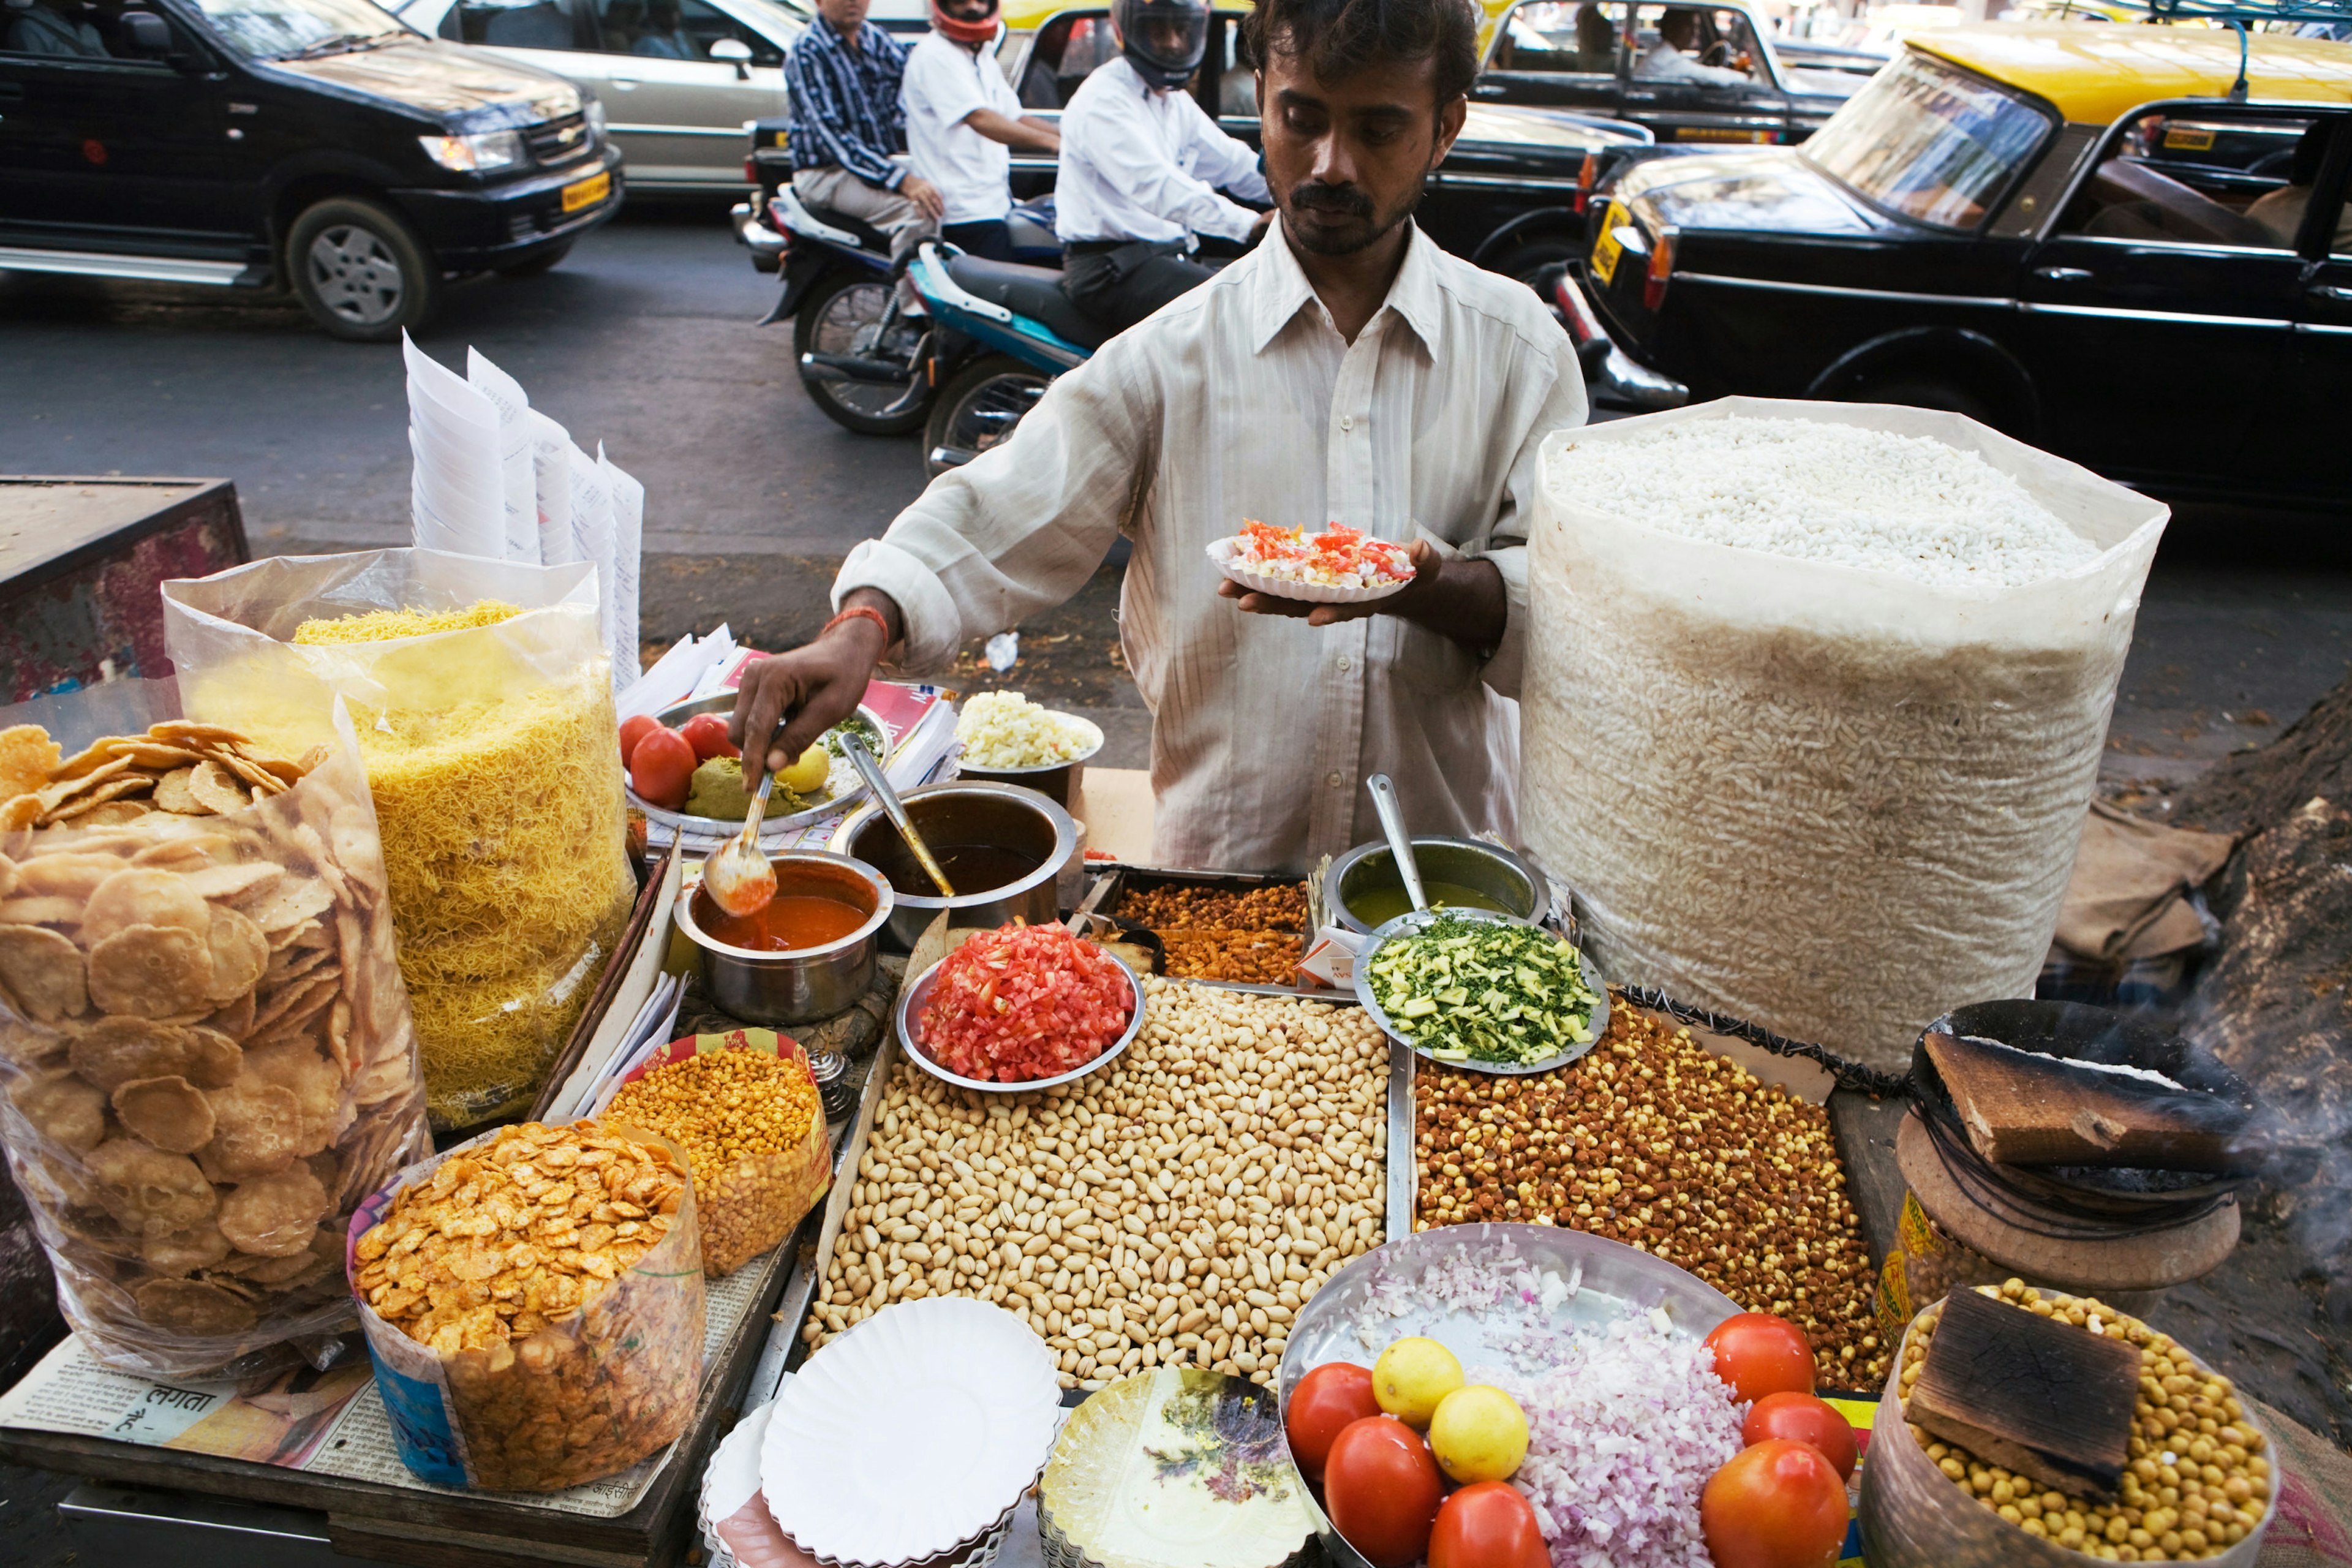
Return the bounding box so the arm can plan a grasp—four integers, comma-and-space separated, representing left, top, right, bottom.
1218, 538, 1442, 627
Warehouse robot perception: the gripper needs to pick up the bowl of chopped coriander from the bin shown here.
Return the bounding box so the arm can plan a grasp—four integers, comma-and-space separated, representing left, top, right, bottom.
1354, 908, 1607, 1074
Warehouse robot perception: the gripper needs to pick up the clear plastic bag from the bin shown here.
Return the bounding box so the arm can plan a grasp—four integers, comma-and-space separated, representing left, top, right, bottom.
1523, 400, 2166, 1071
349, 1120, 705, 1491
0, 679, 429, 1379
161, 549, 636, 1129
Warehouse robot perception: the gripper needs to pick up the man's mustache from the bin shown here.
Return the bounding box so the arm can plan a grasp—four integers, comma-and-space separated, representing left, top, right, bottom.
1287, 181, 1374, 218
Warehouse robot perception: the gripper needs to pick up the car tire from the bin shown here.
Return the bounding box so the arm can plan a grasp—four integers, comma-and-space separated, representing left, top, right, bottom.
1846, 372, 2015, 435
286, 197, 442, 342
497, 241, 575, 278
1490, 238, 1585, 296
794, 270, 929, 437
925, 356, 1051, 479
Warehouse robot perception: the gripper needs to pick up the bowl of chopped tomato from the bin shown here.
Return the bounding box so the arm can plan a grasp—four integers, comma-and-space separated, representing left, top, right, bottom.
897, 922, 1145, 1091
1207, 521, 1417, 605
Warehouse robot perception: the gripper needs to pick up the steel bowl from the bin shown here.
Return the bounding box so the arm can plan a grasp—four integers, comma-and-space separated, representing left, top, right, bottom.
895, 945, 1144, 1093
953, 714, 1104, 807
676, 850, 894, 1025
625, 696, 895, 842
1354, 907, 1607, 1075
1323, 835, 1541, 935
827, 782, 1076, 952
1279, 1224, 1742, 1568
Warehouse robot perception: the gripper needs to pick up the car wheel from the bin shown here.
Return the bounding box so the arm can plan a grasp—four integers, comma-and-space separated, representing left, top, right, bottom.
925, 356, 1050, 479
286, 197, 441, 342
793, 270, 929, 437
497, 240, 575, 279
1846, 373, 2012, 434
1490, 238, 1585, 296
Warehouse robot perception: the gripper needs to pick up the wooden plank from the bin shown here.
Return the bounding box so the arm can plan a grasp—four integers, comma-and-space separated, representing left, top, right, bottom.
1906, 1286, 2140, 1502
1829, 1089, 1912, 1271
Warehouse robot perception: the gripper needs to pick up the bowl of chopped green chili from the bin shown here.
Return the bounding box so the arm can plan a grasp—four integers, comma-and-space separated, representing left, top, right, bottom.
1354, 908, 1607, 1074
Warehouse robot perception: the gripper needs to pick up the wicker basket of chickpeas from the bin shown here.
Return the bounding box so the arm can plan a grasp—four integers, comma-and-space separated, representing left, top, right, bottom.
1861, 1281, 2275, 1568
599, 1030, 831, 1277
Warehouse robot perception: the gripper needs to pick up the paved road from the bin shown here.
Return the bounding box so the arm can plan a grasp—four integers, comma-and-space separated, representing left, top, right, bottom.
2, 199, 2352, 1567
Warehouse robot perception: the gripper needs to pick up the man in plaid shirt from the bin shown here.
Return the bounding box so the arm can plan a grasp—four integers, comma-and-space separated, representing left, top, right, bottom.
786, 0, 946, 301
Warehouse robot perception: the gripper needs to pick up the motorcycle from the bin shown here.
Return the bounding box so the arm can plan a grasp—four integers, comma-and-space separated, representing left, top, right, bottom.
905, 239, 1104, 478
733, 137, 1059, 438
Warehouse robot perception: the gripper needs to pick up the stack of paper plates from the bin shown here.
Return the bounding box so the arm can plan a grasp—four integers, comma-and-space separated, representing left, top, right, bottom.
761, 1297, 1061, 1567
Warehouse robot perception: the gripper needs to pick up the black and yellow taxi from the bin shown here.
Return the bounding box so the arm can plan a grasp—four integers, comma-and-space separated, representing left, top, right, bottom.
1566, 23, 2352, 505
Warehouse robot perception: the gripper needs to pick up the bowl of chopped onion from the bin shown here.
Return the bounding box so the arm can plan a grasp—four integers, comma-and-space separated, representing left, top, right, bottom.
895, 923, 1144, 1092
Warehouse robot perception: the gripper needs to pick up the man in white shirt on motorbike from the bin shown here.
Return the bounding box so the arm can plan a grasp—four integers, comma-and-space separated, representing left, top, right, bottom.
1052, 0, 1272, 334
901, 0, 1061, 262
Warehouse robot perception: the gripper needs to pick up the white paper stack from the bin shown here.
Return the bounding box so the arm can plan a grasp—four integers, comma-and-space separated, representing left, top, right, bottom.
403, 334, 647, 688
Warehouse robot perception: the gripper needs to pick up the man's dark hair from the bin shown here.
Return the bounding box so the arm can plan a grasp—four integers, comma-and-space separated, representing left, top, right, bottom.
1240, 0, 1481, 115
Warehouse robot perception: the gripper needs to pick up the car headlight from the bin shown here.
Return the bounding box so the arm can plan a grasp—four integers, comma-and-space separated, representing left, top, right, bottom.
418, 130, 526, 173
584, 99, 606, 140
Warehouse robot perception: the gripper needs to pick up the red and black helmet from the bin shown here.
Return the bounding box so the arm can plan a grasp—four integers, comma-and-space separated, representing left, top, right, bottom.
929, 0, 1000, 45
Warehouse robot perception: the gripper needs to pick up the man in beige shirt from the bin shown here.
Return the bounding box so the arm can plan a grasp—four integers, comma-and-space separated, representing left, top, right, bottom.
733, 0, 1587, 874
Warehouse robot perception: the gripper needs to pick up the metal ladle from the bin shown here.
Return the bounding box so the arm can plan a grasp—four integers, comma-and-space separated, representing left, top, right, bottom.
1366, 772, 1428, 913
702, 726, 780, 919
839, 731, 957, 899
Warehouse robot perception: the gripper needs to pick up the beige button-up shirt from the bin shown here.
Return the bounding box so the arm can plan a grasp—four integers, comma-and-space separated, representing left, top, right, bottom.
834, 220, 1588, 874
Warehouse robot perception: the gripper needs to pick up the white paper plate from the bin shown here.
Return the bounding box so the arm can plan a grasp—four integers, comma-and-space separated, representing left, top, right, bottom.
761, 1297, 1061, 1567
1204, 536, 1414, 606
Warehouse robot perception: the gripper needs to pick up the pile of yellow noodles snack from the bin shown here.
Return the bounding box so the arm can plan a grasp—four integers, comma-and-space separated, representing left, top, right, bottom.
284, 601, 635, 1128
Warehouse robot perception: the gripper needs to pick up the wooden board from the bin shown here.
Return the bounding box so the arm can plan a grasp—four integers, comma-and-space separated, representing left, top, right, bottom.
1907, 1285, 2140, 1501
1070, 766, 1153, 863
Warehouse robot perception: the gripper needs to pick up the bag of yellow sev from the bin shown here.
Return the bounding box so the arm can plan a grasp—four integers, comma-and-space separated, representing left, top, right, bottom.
162, 550, 635, 1131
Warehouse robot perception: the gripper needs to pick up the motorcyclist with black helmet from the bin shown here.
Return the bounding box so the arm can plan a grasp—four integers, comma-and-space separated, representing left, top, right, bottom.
1054, 0, 1271, 335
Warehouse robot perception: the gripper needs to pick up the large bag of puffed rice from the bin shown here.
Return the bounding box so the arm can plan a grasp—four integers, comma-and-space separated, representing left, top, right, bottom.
1522, 399, 2166, 1071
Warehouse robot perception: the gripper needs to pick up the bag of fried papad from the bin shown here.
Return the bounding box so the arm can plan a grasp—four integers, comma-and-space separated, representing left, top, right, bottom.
0, 679, 429, 1379
348, 1120, 704, 1492
161, 549, 635, 1133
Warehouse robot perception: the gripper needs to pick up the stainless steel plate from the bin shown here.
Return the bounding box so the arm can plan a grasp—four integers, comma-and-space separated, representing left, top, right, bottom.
1352, 908, 1607, 1076
1279, 1224, 1743, 1568
895, 948, 1145, 1093
625, 698, 894, 841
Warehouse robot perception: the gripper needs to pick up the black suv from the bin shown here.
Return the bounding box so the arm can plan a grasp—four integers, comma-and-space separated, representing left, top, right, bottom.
0, 0, 625, 339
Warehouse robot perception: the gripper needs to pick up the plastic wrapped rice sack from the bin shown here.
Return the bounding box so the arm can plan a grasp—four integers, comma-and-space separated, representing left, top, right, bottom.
163, 549, 635, 1129
1521, 401, 2166, 1071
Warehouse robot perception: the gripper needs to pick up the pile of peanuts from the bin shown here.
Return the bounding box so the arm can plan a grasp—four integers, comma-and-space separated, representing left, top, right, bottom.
1413, 998, 1884, 1388
1902, 1281, 2272, 1562
806, 978, 1387, 1389
604, 1047, 825, 1276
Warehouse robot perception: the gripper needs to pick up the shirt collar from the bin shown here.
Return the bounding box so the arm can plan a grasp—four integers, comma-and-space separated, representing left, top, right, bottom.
1247, 217, 1442, 356
814, 18, 881, 56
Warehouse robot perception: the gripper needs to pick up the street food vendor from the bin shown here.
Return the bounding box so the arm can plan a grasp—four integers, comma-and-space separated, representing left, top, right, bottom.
732, 0, 1588, 873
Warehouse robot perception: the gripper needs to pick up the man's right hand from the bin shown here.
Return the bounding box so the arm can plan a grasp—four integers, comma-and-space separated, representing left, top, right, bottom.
901, 174, 946, 221
728, 597, 897, 790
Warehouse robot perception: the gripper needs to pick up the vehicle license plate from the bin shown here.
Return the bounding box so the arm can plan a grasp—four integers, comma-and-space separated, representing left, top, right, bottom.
562, 170, 612, 213
1590, 203, 1626, 287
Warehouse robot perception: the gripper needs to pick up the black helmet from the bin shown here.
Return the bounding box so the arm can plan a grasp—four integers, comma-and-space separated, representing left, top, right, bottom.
1111, 0, 1208, 89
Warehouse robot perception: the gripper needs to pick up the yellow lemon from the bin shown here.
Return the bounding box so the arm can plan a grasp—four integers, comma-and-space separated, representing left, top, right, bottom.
1371, 1336, 1463, 1430
779, 744, 832, 794
1428, 1384, 1531, 1483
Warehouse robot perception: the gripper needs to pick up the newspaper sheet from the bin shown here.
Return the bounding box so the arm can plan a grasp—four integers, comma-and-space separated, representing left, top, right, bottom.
0, 1245, 779, 1519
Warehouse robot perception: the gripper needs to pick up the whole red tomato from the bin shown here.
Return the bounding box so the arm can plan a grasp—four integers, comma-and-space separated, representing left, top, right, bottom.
1285, 1362, 1382, 1483
1322, 1416, 1442, 1568
1429, 1481, 1549, 1568
1743, 1392, 1858, 1481
1700, 1438, 1849, 1568
629, 727, 696, 810
680, 712, 739, 763
1705, 1313, 1816, 1405
618, 714, 658, 764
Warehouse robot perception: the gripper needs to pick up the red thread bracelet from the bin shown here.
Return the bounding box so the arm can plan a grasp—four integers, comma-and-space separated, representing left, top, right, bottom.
823, 605, 892, 644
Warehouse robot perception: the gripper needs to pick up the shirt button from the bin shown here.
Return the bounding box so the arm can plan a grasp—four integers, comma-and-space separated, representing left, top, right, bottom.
1336, 655, 1352, 671
1338, 415, 1355, 432
1327, 772, 1343, 788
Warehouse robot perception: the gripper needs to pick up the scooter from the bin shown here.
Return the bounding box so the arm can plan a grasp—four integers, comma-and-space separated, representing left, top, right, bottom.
905, 239, 1103, 478
734, 165, 1060, 438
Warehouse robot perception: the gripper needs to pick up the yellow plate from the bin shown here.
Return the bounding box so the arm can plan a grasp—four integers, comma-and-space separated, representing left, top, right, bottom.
562, 169, 612, 214
1590, 202, 1626, 288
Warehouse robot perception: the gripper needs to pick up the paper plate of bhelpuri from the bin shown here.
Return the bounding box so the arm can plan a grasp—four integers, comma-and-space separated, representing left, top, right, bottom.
1207, 522, 1417, 606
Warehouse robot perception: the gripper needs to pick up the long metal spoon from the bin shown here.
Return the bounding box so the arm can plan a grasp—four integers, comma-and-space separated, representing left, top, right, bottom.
702, 729, 780, 919
1366, 772, 1429, 914
840, 731, 957, 899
